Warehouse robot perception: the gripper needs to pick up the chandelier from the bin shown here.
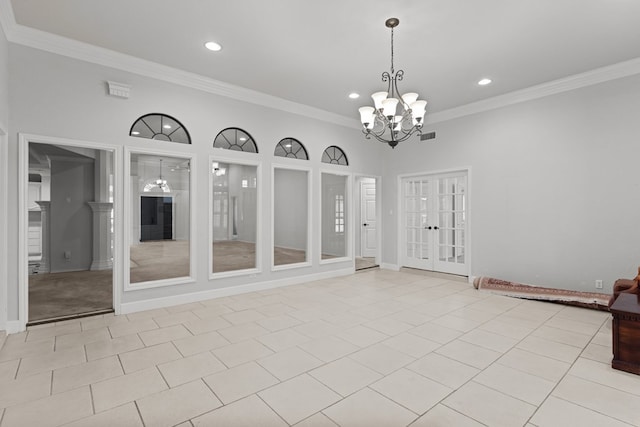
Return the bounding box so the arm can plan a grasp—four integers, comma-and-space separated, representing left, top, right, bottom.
359, 18, 427, 148
154, 159, 168, 189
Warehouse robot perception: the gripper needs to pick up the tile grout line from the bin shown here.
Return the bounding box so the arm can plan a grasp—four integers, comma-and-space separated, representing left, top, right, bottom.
521, 312, 610, 426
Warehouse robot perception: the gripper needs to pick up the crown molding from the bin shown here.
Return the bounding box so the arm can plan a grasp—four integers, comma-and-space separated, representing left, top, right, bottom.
2, 0, 639, 130
426, 56, 640, 125
0, 2, 360, 130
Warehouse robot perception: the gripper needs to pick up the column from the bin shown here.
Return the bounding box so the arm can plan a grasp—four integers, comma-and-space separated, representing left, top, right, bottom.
88, 201, 113, 270
34, 201, 50, 273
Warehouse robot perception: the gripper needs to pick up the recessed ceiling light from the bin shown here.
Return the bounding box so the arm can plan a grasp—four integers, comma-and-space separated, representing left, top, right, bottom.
348, 92, 360, 99
204, 41, 222, 52
478, 78, 492, 86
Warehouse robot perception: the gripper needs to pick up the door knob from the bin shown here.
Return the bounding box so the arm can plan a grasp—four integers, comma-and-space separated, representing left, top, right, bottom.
424, 226, 432, 230
433, 226, 439, 230
363, 223, 368, 227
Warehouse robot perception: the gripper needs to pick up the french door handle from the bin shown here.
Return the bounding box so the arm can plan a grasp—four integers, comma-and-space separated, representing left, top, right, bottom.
433, 226, 439, 230
363, 223, 368, 227
424, 226, 432, 230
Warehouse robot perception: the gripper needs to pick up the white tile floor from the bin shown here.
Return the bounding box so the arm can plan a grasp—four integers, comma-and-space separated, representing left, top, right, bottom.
1, 269, 639, 426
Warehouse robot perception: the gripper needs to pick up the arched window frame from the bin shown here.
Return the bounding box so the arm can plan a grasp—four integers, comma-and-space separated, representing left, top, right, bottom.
321, 146, 349, 166
213, 127, 258, 153
274, 138, 309, 160
129, 113, 191, 144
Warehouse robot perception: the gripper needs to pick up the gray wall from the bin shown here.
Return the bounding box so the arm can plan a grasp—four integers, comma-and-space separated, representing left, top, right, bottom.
5, 44, 383, 321
382, 73, 640, 293
0, 25, 8, 128
274, 168, 308, 251
50, 157, 94, 272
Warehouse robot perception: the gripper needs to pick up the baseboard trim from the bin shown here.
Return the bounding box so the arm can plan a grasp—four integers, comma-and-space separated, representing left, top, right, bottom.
380, 263, 400, 271
4, 320, 26, 334
120, 268, 354, 315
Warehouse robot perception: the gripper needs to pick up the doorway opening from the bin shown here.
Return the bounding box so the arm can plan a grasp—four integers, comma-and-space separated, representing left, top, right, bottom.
26, 142, 115, 324
355, 176, 379, 271
141, 196, 173, 241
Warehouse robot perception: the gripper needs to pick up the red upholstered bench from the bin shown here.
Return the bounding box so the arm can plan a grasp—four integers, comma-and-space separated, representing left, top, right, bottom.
609, 267, 640, 308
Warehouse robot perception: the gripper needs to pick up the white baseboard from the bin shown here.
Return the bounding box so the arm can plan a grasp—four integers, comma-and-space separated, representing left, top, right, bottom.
121, 268, 354, 315
4, 320, 26, 334
380, 263, 400, 271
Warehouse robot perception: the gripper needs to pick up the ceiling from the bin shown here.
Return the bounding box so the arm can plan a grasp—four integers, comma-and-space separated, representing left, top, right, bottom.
8, 0, 640, 121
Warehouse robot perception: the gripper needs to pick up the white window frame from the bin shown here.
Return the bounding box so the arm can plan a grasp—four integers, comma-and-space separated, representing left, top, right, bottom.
124, 147, 196, 291
271, 162, 313, 271
209, 155, 262, 279
319, 169, 352, 265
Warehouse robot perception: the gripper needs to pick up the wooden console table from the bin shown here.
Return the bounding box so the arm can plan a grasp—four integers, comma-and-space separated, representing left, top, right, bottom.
610, 292, 640, 375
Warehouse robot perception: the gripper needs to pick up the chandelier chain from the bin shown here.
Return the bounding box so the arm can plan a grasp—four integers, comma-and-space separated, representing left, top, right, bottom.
358, 17, 427, 148
390, 26, 395, 75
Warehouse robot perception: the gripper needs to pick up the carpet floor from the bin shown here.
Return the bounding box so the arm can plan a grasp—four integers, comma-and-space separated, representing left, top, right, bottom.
29, 240, 310, 322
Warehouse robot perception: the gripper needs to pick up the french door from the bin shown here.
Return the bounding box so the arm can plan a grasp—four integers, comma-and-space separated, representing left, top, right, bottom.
401, 171, 468, 275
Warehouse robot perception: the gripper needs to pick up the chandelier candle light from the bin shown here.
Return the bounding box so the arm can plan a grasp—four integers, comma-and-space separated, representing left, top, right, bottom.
155, 159, 168, 189
359, 18, 427, 148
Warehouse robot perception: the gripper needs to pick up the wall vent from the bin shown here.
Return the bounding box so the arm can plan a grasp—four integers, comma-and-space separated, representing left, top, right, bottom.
420, 131, 436, 141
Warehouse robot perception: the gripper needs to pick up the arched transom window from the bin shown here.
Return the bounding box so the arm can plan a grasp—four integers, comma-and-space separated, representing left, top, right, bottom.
321, 146, 349, 166
274, 138, 308, 160
213, 128, 258, 153
129, 113, 191, 144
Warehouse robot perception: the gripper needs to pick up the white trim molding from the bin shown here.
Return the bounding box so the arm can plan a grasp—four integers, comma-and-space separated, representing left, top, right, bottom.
0, 0, 357, 131
121, 267, 353, 315
426, 57, 640, 125
17, 133, 122, 330
124, 148, 197, 292
5, 321, 24, 334
271, 163, 314, 272
380, 263, 400, 271
0, 128, 7, 332
209, 154, 263, 280
318, 169, 352, 266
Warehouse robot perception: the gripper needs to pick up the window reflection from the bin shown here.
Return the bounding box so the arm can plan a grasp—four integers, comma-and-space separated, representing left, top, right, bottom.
321, 173, 348, 260
129, 153, 191, 284
212, 161, 258, 274
273, 168, 309, 266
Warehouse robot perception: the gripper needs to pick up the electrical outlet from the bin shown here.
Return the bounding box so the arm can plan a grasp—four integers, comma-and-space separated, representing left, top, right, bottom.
595, 279, 603, 289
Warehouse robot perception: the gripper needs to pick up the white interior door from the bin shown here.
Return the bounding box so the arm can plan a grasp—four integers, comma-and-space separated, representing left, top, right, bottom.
360, 180, 377, 257
401, 172, 468, 275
